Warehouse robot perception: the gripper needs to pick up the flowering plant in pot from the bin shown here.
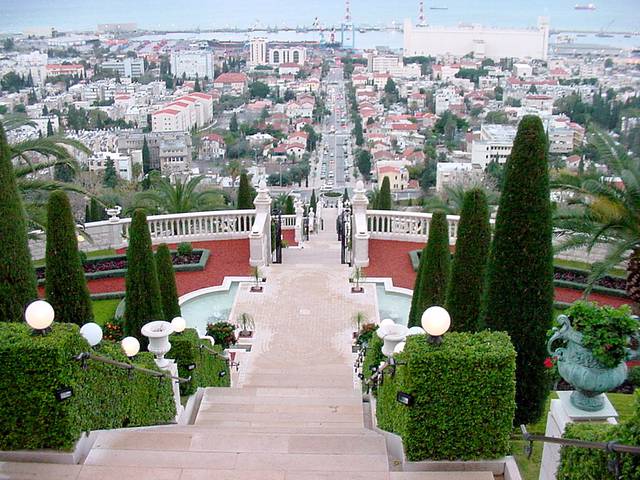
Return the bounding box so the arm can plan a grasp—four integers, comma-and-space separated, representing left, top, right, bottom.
548, 301, 639, 411
206, 321, 238, 350
237, 312, 255, 338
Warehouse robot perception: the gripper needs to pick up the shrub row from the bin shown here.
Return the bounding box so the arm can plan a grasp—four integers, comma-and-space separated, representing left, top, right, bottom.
167, 328, 230, 396
361, 334, 385, 392
558, 390, 640, 480
0, 323, 175, 450
35, 249, 210, 284
375, 331, 516, 461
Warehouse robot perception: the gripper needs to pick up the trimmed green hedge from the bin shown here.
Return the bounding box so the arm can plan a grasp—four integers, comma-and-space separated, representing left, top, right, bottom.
167, 328, 230, 396
0, 323, 175, 451
376, 331, 516, 461
362, 334, 385, 392
558, 390, 640, 480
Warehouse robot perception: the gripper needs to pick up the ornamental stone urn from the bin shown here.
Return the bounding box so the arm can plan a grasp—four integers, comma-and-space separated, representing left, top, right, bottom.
142, 320, 174, 368
548, 315, 628, 412
377, 320, 409, 357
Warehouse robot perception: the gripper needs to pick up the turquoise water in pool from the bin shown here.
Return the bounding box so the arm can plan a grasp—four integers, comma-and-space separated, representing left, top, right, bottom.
376, 284, 411, 327
180, 283, 239, 335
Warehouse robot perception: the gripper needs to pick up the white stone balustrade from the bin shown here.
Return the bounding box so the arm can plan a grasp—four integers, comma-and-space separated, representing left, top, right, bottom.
279, 215, 296, 229
368, 210, 468, 245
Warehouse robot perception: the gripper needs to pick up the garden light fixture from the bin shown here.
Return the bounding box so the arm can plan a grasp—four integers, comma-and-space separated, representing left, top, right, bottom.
80, 322, 103, 347
421, 306, 450, 345
171, 316, 186, 333
396, 391, 415, 407
121, 336, 140, 358
218, 371, 227, 378
25, 300, 55, 334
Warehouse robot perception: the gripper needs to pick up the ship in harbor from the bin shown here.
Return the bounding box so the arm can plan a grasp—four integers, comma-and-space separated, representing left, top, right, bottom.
430, 6, 449, 10
574, 3, 596, 10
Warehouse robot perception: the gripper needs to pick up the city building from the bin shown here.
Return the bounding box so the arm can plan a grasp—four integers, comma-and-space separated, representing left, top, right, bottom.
404, 17, 550, 60
151, 92, 214, 133
117, 130, 192, 172
46, 64, 85, 77
87, 151, 143, 182
213, 72, 249, 95
101, 58, 145, 78
470, 124, 518, 168
269, 46, 306, 66
170, 50, 215, 79
200, 133, 226, 160
249, 37, 268, 66
376, 164, 410, 191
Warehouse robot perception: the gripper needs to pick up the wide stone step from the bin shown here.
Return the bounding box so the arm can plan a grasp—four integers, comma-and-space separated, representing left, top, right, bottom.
200, 393, 363, 407
93, 430, 387, 455
390, 473, 494, 480
84, 448, 389, 473
147, 424, 381, 436
198, 402, 362, 415
202, 386, 361, 398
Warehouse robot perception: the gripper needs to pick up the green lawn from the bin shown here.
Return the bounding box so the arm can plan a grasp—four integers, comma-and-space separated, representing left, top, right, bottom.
34, 248, 118, 267
92, 299, 121, 326
554, 258, 626, 278
511, 392, 636, 480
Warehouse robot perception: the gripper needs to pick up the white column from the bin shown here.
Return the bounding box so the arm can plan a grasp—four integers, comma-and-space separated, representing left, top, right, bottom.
351, 180, 370, 267
539, 392, 618, 480
294, 200, 304, 245
249, 180, 272, 267
309, 211, 315, 233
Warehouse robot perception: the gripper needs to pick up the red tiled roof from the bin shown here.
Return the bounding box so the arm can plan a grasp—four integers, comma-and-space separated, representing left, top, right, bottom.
214, 72, 248, 84
202, 133, 225, 143
153, 108, 181, 116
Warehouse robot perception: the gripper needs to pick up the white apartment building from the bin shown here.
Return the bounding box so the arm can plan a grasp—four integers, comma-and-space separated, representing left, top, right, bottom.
101, 58, 145, 78
87, 151, 143, 182
513, 63, 533, 78
435, 88, 464, 115
249, 37, 268, 66
170, 50, 215, 79
269, 46, 306, 66
16, 51, 48, 86
471, 124, 518, 168
151, 92, 214, 133
366, 53, 421, 78
436, 162, 484, 193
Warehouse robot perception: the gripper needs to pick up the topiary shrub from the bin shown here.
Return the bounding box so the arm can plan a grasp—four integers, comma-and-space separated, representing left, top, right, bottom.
0, 322, 175, 451
0, 123, 37, 322
206, 321, 237, 350
45, 191, 94, 326
177, 242, 193, 256
378, 176, 392, 210
376, 331, 516, 461
483, 115, 554, 425
156, 243, 181, 321
236, 172, 254, 209
124, 209, 163, 347
558, 389, 640, 480
167, 328, 230, 396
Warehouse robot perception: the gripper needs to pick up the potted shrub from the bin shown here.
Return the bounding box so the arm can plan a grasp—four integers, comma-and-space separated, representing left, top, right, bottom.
356, 322, 377, 348
351, 266, 365, 293
548, 301, 639, 411
206, 321, 237, 350
351, 311, 368, 339
177, 242, 193, 259
237, 312, 255, 338
250, 266, 263, 292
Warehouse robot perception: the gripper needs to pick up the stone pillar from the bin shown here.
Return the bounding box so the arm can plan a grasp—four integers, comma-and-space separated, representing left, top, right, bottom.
294, 200, 304, 245
309, 211, 315, 233
249, 180, 272, 267
351, 180, 370, 267
159, 360, 184, 423
539, 392, 618, 480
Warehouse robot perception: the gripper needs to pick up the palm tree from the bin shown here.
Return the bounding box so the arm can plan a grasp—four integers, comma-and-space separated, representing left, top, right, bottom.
423, 184, 498, 215
132, 172, 227, 214
224, 159, 242, 190
554, 129, 640, 311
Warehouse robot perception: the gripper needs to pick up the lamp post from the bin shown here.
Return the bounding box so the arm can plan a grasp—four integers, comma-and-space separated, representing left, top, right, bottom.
24, 300, 55, 335
121, 336, 140, 358
421, 306, 451, 345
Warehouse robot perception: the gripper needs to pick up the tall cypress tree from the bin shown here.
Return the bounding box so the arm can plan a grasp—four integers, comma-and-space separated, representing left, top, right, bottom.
124, 210, 163, 344
378, 177, 392, 210
155, 244, 181, 321
285, 196, 295, 215
103, 158, 117, 188
142, 136, 151, 174
236, 173, 253, 209
309, 189, 317, 213
483, 115, 554, 425
408, 211, 450, 327
0, 123, 37, 321
46, 119, 54, 137
445, 188, 491, 332
408, 243, 428, 327
45, 191, 93, 326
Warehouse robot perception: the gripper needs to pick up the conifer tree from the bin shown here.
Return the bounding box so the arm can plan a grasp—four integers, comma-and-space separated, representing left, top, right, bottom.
142, 136, 151, 174
408, 211, 450, 327
194, 76, 201, 92
46, 119, 54, 136
309, 189, 317, 213
236, 173, 253, 209
103, 158, 117, 188
445, 189, 491, 332
408, 243, 428, 327
483, 115, 554, 425
155, 244, 181, 321
124, 210, 163, 344
0, 123, 37, 321
45, 191, 93, 325
285, 196, 295, 215
378, 177, 392, 210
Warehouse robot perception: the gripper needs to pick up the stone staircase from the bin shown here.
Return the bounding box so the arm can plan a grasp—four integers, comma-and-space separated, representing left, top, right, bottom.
0, 210, 496, 479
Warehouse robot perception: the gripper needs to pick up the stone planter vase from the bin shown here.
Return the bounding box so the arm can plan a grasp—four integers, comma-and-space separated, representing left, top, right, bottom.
377, 322, 409, 357
548, 315, 628, 411
142, 320, 174, 368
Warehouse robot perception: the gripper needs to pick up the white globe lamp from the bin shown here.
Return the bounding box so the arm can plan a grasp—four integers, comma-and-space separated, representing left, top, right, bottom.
25, 300, 55, 333
80, 322, 103, 347
171, 316, 186, 333
421, 306, 451, 344
121, 336, 140, 358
